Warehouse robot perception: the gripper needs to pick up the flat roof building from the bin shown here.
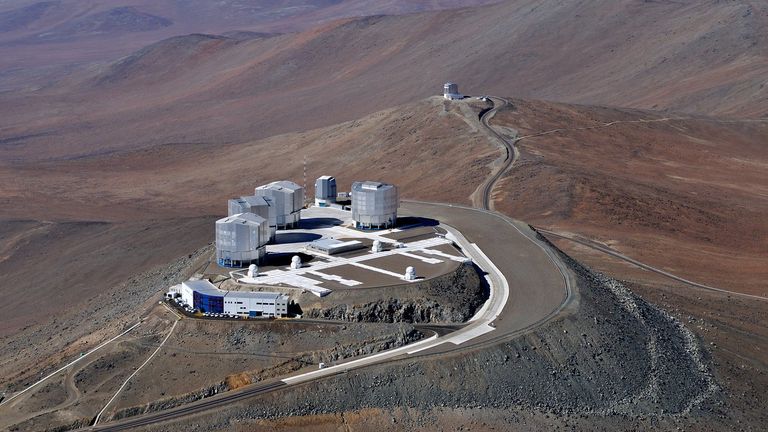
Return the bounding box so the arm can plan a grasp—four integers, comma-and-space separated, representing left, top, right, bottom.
178, 280, 288, 317
351, 181, 399, 230
254, 180, 304, 229
314, 176, 337, 207
227, 195, 276, 240
307, 238, 365, 255
216, 213, 270, 268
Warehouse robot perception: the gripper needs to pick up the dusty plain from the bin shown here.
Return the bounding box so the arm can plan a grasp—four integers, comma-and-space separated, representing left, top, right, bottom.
1, 0, 767, 430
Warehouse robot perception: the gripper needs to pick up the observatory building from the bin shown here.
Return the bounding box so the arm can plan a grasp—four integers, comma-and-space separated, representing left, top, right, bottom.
227, 195, 276, 240
215, 213, 270, 268
351, 181, 399, 230
254, 181, 305, 229
443, 82, 462, 100
314, 175, 337, 207
176, 280, 288, 317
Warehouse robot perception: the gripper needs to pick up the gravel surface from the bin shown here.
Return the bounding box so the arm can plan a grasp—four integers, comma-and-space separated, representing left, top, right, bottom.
136, 245, 719, 431
1, 245, 212, 392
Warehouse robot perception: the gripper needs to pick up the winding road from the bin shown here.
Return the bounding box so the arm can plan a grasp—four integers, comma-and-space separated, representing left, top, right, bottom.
83, 96, 575, 431
476, 97, 519, 211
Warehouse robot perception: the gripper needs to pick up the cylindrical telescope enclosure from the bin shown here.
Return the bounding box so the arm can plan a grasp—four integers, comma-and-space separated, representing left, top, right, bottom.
227, 195, 276, 240
254, 180, 305, 229
351, 181, 399, 230
314, 176, 337, 206
216, 213, 270, 268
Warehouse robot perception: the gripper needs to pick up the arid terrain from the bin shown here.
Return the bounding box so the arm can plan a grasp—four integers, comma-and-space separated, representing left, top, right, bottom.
489, 99, 768, 296
1, 0, 767, 431
0, 0, 500, 89
2, 0, 767, 163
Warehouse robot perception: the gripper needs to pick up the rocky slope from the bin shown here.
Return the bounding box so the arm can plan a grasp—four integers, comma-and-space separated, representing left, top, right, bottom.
131, 241, 718, 431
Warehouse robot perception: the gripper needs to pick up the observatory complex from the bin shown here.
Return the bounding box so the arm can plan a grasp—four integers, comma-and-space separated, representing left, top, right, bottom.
172, 176, 472, 321
254, 180, 305, 229
351, 181, 399, 230
215, 212, 271, 268
443, 82, 462, 100
314, 175, 337, 207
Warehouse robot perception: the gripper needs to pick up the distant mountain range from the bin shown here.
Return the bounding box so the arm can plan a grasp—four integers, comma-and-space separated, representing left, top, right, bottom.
0, 0, 499, 71
1, 0, 766, 163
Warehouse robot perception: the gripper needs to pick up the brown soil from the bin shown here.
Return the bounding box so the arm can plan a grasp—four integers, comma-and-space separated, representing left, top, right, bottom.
105, 318, 421, 417
0, 97, 494, 222
2, 1, 767, 165
491, 99, 768, 296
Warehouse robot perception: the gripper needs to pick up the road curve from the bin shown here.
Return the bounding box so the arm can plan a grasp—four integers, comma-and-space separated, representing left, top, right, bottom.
84, 96, 573, 431
88, 201, 574, 431
478, 96, 519, 211
94, 318, 180, 425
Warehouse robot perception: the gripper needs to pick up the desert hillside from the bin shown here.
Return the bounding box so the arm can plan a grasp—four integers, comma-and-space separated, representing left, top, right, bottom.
0, 97, 495, 336
1, 2, 767, 430
0, 97, 494, 222
490, 99, 768, 295
1, 0, 766, 163
0, 0, 500, 73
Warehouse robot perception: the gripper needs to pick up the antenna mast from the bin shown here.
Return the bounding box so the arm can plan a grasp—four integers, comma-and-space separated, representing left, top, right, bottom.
303, 155, 307, 204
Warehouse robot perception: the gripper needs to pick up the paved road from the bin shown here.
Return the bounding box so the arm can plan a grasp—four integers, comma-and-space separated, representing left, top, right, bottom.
85, 94, 575, 430
477, 96, 519, 211
89, 201, 574, 431
400, 201, 575, 351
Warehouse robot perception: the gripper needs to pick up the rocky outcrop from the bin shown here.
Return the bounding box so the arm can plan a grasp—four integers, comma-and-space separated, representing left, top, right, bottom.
304, 299, 468, 323
179, 242, 718, 425
305, 262, 485, 324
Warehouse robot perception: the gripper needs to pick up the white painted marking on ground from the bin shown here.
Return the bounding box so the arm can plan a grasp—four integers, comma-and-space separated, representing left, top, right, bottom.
396, 251, 443, 264
349, 261, 410, 280
467, 242, 509, 323
420, 248, 470, 263
469, 274, 494, 323
306, 271, 362, 287
444, 323, 496, 345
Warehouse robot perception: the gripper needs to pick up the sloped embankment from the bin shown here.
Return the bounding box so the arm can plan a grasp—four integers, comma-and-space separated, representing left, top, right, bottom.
199, 239, 716, 423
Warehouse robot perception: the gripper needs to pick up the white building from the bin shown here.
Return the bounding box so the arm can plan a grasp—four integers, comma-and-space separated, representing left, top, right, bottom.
314, 175, 337, 207
216, 213, 270, 268
351, 181, 399, 230
443, 82, 462, 100
307, 238, 365, 255
175, 279, 289, 317
254, 180, 305, 229
223, 291, 289, 318
227, 195, 276, 240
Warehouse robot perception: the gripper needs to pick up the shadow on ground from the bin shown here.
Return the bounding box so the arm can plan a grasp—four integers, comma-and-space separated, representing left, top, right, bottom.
299, 218, 344, 229
274, 232, 322, 244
